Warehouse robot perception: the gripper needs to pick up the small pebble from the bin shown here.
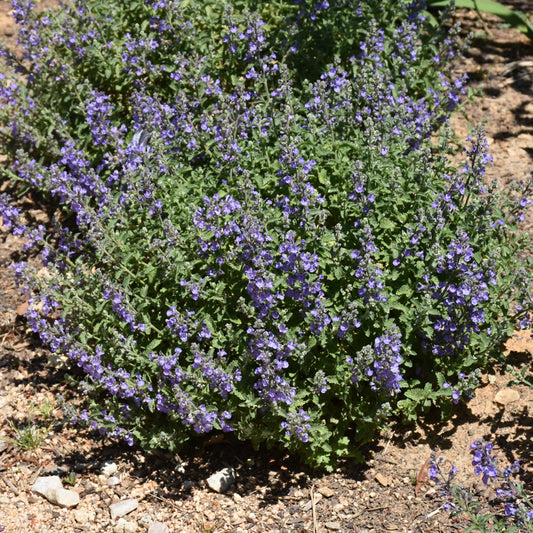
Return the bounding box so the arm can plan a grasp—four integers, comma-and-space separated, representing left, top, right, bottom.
108, 476, 121, 487
74, 509, 96, 524
114, 518, 138, 533
325, 521, 341, 531
375, 473, 391, 487
109, 498, 138, 520
318, 486, 335, 498
147, 523, 169, 533
101, 461, 119, 476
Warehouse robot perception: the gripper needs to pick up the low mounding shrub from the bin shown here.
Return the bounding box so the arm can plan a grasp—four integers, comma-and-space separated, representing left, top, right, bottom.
0, 0, 532, 469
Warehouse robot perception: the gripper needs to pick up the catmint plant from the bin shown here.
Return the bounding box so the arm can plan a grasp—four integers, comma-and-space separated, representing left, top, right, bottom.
430, 440, 533, 532
0, 0, 532, 469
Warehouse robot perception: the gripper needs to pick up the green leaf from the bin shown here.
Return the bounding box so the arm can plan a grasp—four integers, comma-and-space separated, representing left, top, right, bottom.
404, 387, 431, 402
379, 217, 395, 230
145, 338, 162, 353
428, 0, 533, 41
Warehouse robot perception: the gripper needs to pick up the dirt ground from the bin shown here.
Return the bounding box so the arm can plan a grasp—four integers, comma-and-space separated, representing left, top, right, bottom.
0, 3, 533, 533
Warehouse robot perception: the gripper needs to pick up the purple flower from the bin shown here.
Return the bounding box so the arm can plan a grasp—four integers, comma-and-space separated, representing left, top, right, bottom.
470, 439, 498, 484
281, 409, 311, 443
313, 370, 328, 394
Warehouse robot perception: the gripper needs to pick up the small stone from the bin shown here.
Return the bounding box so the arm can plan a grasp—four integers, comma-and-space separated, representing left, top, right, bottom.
48, 487, 80, 508
32, 476, 63, 499
109, 498, 138, 520
325, 521, 341, 530
207, 467, 235, 493
114, 518, 137, 533
233, 493, 242, 503
74, 509, 96, 524
138, 515, 153, 527
494, 388, 520, 406
147, 522, 169, 533
375, 473, 391, 487
317, 486, 335, 498
101, 461, 119, 476
108, 476, 121, 487
0, 440, 8, 453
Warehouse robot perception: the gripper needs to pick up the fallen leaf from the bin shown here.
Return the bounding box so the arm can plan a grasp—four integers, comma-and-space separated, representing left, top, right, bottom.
415, 453, 438, 497
16, 301, 28, 316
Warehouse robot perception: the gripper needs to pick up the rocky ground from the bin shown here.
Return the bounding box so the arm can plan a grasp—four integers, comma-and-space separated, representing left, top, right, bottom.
0, 3, 533, 533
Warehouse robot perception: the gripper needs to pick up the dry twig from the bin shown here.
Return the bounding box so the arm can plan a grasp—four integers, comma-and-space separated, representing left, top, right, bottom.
0, 473, 20, 495
310, 483, 319, 533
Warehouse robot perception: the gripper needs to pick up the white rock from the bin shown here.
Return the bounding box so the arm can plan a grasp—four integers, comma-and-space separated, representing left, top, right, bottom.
114, 518, 138, 533
108, 476, 121, 487
0, 440, 8, 453
207, 467, 235, 493
101, 461, 119, 476
147, 522, 169, 533
32, 476, 63, 498
109, 498, 138, 520
48, 487, 80, 508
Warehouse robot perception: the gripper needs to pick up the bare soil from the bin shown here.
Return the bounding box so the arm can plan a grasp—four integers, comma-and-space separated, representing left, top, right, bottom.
0, 4, 532, 533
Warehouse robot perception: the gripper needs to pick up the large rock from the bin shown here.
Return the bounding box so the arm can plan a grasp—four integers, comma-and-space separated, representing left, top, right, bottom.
494, 388, 520, 406
32, 476, 79, 508
48, 487, 80, 508
32, 476, 63, 499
